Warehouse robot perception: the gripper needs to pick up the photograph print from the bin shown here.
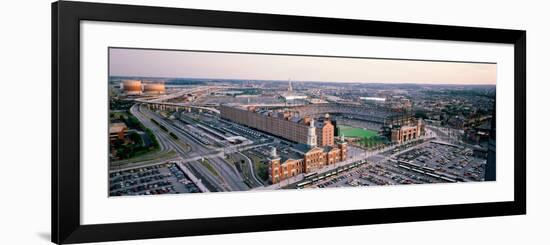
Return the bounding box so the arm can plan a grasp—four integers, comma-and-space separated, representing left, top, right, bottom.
108, 47, 496, 196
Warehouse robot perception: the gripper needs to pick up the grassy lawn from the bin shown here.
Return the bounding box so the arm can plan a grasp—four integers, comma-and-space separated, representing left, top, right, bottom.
239, 151, 269, 183
337, 125, 388, 149
337, 125, 378, 138
201, 159, 220, 178
248, 153, 269, 182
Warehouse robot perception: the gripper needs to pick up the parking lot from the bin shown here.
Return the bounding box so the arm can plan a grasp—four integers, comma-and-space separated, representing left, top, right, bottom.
315, 162, 434, 188
309, 140, 487, 189
109, 162, 201, 196
393, 141, 486, 181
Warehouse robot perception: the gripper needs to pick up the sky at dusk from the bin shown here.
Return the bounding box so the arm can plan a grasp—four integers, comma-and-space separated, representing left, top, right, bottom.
109, 48, 496, 85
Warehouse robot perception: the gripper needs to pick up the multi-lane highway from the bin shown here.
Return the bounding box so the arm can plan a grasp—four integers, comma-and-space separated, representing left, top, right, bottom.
125, 103, 251, 192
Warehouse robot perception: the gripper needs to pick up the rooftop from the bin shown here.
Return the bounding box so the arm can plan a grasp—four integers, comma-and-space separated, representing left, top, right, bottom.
109, 122, 127, 134
277, 146, 305, 163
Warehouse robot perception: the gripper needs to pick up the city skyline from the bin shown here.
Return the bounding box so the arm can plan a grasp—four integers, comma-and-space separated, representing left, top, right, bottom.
109, 48, 497, 85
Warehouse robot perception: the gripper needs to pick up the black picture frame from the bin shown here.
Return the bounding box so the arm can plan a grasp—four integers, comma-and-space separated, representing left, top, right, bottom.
52, 1, 526, 244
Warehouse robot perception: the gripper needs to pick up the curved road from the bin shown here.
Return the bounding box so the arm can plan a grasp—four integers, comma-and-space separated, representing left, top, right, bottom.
128, 104, 250, 192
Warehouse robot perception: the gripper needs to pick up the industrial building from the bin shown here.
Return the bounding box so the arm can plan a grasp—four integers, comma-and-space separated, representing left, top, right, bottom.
220, 105, 335, 146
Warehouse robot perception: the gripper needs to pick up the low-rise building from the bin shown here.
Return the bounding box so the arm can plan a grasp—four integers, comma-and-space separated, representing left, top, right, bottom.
384, 114, 425, 143
109, 122, 128, 142
268, 139, 348, 184
391, 124, 423, 143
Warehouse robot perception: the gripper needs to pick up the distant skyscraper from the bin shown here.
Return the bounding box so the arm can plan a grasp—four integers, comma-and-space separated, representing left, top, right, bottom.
288, 78, 293, 92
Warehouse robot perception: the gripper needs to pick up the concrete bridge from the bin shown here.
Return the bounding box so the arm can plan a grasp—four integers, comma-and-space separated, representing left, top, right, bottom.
138, 101, 220, 114
134, 86, 223, 114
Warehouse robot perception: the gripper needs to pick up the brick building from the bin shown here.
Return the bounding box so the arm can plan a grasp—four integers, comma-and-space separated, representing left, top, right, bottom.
220, 104, 349, 184
220, 105, 335, 146
268, 140, 348, 184
389, 118, 425, 143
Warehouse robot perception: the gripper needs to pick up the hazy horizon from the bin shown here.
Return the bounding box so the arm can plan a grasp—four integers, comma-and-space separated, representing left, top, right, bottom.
109, 75, 496, 87
109, 48, 497, 85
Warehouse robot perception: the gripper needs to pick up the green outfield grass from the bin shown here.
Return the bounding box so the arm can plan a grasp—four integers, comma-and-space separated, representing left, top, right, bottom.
337, 125, 378, 138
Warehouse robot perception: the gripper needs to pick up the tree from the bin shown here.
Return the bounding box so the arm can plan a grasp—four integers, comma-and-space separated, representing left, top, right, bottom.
129, 132, 142, 145
257, 163, 269, 181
